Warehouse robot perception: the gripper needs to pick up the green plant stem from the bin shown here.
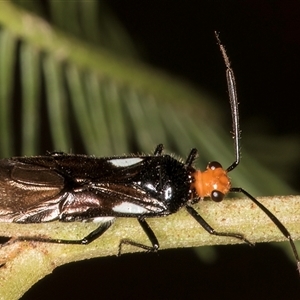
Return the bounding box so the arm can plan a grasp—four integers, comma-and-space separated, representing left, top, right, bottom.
1, 195, 300, 299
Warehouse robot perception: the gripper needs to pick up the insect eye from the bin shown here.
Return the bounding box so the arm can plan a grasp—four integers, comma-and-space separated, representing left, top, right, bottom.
211, 190, 224, 202
208, 161, 223, 170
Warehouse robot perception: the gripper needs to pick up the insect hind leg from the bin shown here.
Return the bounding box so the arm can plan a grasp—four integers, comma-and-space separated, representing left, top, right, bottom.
0, 236, 12, 267
118, 218, 159, 255
13, 218, 115, 245
0, 236, 11, 245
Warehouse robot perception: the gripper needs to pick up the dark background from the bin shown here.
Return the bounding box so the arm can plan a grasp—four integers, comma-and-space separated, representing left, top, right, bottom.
22, 1, 300, 299
107, 1, 300, 136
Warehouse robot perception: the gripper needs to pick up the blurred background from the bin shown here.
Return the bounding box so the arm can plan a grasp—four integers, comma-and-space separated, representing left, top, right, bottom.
0, 1, 300, 299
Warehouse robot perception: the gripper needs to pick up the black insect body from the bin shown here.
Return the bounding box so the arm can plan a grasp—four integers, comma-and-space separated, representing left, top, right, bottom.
0, 147, 231, 252
0, 152, 193, 223
0, 33, 299, 272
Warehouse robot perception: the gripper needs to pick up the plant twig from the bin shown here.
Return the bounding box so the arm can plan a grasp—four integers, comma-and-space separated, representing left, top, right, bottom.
1, 195, 300, 299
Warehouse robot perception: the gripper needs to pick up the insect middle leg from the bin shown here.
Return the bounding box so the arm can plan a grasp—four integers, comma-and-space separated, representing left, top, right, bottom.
118, 217, 159, 255
154, 144, 164, 156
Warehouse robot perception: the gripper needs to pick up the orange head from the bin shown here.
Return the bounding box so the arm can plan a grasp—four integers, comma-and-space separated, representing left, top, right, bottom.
190, 161, 231, 202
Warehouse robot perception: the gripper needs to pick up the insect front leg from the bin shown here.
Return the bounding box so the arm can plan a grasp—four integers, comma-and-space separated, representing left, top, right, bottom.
185, 205, 254, 246
118, 217, 159, 255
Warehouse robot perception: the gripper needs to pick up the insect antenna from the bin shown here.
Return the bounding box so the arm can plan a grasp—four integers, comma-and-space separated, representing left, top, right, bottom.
216, 32, 300, 273
215, 32, 240, 173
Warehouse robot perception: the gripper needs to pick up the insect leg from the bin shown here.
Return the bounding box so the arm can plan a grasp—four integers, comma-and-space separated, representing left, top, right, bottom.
0, 237, 11, 245
0, 237, 11, 267
118, 218, 159, 255
185, 204, 254, 246
15, 219, 115, 245
230, 187, 300, 271
154, 144, 164, 155
185, 148, 198, 166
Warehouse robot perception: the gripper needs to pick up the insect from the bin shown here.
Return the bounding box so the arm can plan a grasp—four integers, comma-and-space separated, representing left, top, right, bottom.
0, 33, 299, 272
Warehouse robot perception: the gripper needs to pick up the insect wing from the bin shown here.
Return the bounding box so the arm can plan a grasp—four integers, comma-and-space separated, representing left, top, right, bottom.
0, 155, 171, 223
0, 158, 65, 222
51, 155, 170, 220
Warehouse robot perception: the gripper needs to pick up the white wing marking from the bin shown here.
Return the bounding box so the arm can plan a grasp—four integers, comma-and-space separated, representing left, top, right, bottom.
108, 157, 143, 167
